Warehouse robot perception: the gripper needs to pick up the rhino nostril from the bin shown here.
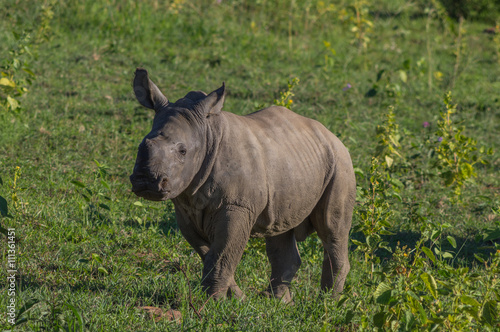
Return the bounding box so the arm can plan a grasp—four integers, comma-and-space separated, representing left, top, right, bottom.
160, 178, 168, 190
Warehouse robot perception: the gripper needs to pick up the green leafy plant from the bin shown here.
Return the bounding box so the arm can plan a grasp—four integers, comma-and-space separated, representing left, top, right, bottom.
0, 32, 35, 111
130, 199, 163, 228
10, 166, 23, 212
35, 0, 56, 44
77, 253, 110, 276
352, 157, 394, 277
479, 206, 500, 243
274, 77, 300, 109
493, 23, 500, 64
434, 92, 493, 201
364, 70, 402, 104
322, 41, 336, 69
351, 0, 373, 51
0, 1, 55, 112
338, 0, 373, 52
0, 166, 27, 217
0, 167, 25, 233
375, 106, 404, 170
71, 160, 117, 224
370, 220, 500, 331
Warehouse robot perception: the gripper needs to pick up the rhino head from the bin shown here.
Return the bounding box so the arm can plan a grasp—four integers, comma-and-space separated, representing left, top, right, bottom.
129, 68, 225, 201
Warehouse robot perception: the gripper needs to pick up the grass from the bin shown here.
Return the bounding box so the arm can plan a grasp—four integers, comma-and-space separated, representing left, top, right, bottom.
1, 0, 499, 330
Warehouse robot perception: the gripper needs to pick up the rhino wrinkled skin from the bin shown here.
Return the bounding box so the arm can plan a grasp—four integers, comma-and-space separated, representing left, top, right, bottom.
130, 68, 356, 302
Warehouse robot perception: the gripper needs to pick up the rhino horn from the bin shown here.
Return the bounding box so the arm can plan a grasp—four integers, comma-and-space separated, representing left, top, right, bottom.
133, 68, 169, 112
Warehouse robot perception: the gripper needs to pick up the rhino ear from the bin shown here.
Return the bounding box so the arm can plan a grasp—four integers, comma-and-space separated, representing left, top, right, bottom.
196, 83, 225, 117
133, 68, 169, 112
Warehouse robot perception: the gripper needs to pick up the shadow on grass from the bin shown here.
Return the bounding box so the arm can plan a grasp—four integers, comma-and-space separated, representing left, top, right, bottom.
350, 229, 498, 267
368, 10, 428, 20
18, 274, 108, 293
122, 218, 179, 236
18, 266, 193, 309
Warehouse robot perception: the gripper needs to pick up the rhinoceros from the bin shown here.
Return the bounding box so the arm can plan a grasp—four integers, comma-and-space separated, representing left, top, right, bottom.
130, 68, 356, 302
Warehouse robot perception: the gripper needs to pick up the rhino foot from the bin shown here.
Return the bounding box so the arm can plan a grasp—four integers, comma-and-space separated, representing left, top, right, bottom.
260, 284, 294, 304
227, 283, 246, 300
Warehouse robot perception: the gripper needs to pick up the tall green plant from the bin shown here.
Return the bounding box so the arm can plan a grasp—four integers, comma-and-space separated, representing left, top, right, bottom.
434, 92, 492, 201
493, 23, 500, 64
71, 160, 117, 225
338, 0, 373, 52
352, 157, 394, 278
375, 106, 403, 170
0, 1, 55, 112
0, 32, 35, 111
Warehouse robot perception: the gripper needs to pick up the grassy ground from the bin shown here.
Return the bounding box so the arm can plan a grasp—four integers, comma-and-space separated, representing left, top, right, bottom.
1, 0, 499, 330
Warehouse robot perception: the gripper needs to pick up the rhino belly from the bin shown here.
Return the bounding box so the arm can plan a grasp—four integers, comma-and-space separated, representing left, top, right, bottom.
250, 136, 332, 237
251, 185, 324, 237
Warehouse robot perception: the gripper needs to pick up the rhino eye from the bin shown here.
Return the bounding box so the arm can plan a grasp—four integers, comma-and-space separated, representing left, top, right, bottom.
178, 144, 187, 156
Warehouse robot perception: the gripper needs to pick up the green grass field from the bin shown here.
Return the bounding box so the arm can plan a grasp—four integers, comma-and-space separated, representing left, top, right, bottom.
1, 0, 499, 330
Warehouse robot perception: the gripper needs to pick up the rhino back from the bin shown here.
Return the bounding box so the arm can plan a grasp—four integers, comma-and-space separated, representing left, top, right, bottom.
213, 106, 346, 237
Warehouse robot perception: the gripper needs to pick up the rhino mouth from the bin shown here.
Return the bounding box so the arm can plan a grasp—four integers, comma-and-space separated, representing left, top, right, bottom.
132, 188, 170, 201
130, 173, 171, 201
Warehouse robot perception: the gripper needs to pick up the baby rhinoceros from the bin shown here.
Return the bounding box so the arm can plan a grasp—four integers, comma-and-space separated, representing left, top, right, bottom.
130, 68, 356, 303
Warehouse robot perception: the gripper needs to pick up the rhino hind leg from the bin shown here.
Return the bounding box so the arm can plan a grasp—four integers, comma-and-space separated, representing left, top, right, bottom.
262, 230, 301, 303
294, 217, 315, 242
311, 167, 356, 295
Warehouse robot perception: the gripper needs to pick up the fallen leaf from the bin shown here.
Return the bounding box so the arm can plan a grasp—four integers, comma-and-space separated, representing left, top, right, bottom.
165, 309, 182, 322
139, 306, 162, 322
39, 127, 51, 135
138, 306, 182, 323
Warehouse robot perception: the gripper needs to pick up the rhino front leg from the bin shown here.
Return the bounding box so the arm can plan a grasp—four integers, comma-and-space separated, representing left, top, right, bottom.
175, 206, 211, 261
262, 230, 301, 303
201, 207, 251, 300
226, 276, 245, 299
176, 207, 245, 299
178, 224, 243, 299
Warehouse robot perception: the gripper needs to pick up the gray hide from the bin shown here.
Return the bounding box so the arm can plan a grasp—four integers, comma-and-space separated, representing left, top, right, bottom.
130, 68, 356, 302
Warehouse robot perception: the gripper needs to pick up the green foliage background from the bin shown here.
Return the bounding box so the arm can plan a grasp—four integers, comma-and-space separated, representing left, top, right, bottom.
1, 0, 499, 330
